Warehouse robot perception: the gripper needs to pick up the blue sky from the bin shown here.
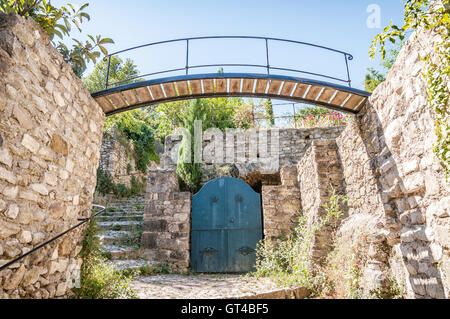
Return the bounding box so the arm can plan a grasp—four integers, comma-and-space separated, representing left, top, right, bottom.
53, 0, 405, 121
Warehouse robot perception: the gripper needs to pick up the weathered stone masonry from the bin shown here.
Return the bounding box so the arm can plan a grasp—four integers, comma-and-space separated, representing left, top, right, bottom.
298, 140, 346, 264
98, 129, 146, 188
162, 126, 345, 185
142, 170, 191, 269
144, 127, 346, 266
262, 165, 301, 241
0, 14, 105, 298
142, 18, 450, 299
333, 24, 450, 298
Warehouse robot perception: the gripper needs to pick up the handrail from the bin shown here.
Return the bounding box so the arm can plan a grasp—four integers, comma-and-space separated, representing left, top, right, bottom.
0, 204, 107, 272
101, 35, 354, 90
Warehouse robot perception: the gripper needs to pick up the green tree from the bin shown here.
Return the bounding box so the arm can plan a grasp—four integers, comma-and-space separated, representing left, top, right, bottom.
83, 56, 140, 93
0, 1, 114, 77
263, 99, 275, 126
364, 68, 386, 92
83, 56, 159, 173
364, 43, 403, 92
176, 99, 208, 193
152, 96, 245, 141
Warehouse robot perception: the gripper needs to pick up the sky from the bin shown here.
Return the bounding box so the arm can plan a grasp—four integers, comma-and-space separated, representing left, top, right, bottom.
53, 0, 406, 122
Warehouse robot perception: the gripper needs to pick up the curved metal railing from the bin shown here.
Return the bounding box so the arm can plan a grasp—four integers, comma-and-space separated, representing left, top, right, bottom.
102, 36, 355, 90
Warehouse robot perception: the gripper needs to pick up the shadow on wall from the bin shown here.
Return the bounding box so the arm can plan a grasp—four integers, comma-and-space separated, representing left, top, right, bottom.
352, 100, 446, 299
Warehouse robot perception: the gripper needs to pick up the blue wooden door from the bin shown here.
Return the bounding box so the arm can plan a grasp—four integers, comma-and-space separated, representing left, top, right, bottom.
191, 177, 262, 273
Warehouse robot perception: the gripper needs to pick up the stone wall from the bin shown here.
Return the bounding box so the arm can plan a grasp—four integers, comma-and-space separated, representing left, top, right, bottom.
162, 127, 345, 185
0, 14, 105, 298
297, 140, 346, 264
262, 165, 301, 241
141, 170, 191, 269
98, 129, 145, 188
334, 23, 449, 298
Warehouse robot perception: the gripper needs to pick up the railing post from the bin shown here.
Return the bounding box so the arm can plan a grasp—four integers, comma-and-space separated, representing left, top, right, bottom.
186, 39, 190, 75
292, 103, 297, 128
105, 55, 111, 89
344, 54, 352, 88
265, 38, 270, 75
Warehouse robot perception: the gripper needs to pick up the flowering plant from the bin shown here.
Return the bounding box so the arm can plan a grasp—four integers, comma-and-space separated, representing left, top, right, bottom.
298, 110, 347, 128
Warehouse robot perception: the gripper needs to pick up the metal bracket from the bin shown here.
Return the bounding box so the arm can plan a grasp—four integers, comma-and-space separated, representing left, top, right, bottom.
201, 247, 219, 256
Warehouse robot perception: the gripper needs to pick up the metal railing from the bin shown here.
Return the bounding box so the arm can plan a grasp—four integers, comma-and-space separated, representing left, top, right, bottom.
103, 36, 354, 90
0, 204, 106, 272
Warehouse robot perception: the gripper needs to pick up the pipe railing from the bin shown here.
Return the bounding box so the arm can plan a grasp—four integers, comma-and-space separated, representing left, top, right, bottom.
101, 36, 354, 91
0, 204, 107, 272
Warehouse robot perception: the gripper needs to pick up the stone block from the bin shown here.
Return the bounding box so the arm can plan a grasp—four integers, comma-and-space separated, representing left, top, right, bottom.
143, 220, 168, 232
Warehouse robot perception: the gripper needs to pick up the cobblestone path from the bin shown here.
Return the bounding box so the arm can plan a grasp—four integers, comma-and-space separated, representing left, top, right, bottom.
132, 274, 282, 299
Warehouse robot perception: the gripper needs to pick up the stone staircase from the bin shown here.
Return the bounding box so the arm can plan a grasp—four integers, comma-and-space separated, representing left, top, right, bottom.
96, 196, 152, 270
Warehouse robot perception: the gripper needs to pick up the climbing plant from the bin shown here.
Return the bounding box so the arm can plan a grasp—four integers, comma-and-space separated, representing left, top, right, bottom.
105, 109, 159, 174
370, 0, 450, 176
0, 0, 114, 77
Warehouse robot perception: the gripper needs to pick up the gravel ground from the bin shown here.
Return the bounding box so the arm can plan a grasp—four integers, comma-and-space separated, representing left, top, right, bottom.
132, 274, 282, 299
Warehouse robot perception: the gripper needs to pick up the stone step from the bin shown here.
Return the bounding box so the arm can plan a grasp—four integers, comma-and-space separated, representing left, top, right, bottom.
102, 210, 144, 215
97, 215, 143, 222
104, 208, 145, 213
106, 259, 156, 271
108, 201, 146, 206
97, 221, 143, 231
102, 245, 141, 260
98, 230, 141, 246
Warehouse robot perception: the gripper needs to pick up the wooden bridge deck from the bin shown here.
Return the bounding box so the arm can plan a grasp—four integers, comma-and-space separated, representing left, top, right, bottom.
91, 73, 370, 116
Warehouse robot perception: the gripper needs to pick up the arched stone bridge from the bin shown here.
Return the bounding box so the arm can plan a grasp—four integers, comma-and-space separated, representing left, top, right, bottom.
90, 36, 370, 116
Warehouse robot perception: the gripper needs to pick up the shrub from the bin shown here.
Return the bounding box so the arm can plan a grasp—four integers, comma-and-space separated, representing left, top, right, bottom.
73, 217, 137, 299
95, 168, 146, 198
297, 109, 348, 128
253, 187, 348, 297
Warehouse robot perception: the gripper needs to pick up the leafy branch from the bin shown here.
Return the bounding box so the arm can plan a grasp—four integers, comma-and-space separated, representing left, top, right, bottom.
0, 0, 114, 77
369, 0, 450, 176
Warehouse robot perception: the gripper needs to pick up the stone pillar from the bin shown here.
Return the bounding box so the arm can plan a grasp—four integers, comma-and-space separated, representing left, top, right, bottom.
141, 170, 191, 269
262, 165, 301, 241
297, 140, 345, 264
0, 13, 105, 298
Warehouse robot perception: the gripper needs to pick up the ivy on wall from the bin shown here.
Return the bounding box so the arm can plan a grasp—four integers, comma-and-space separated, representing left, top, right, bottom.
370, 0, 450, 176
105, 109, 160, 174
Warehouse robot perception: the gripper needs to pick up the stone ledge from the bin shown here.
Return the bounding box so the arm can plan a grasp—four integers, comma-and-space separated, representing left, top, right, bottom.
236, 286, 311, 299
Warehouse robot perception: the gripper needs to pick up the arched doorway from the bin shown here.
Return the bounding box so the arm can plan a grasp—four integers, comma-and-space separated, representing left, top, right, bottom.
191, 177, 262, 273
